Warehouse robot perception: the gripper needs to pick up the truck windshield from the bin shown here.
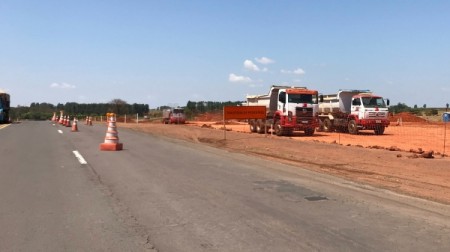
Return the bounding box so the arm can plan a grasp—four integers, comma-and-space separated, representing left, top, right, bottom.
362, 97, 386, 108
173, 109, 184, 114
288, 94, 317, 104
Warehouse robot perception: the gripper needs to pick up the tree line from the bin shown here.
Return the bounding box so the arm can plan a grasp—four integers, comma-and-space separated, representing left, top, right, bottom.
389, 102, 448, 116
10, 99, 244, 121
183, 100, 243, 119
10, 99, 149, 120
10, 99, 447, 121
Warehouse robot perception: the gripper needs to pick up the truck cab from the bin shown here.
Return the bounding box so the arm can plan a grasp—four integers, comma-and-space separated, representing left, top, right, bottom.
351, 94, 389, 116
162, 107, 186, 124
277, 87, 318, 118
350, 93, 390, 134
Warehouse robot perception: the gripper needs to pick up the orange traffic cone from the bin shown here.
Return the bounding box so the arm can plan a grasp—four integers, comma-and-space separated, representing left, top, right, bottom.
100, 113, 123, 151
59, 111, 65, 124
51, 112, 57, 122
88, 116, 93, 126
71, 118, 78, 132
66, 116, 71, 127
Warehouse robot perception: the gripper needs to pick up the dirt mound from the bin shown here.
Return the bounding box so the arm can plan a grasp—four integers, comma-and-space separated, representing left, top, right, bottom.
194, 112, 223, 122
390, 112, 427, 123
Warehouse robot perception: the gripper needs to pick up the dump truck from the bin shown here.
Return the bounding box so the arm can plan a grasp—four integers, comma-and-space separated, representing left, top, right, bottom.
162, 107, 186, 124
318, 89, 390, 135
246, 85, 320, 136
0, 90, 10, 124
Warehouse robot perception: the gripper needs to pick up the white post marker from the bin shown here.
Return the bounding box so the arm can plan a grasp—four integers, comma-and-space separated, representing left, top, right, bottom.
72, 150, 88, 165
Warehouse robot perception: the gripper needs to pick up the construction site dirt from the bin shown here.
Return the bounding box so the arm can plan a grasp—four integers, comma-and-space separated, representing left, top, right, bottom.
118, 113, 450, 205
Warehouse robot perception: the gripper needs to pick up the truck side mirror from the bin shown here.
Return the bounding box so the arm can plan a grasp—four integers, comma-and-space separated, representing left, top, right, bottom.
386, 99, 390, 106
319, 95, 324, 103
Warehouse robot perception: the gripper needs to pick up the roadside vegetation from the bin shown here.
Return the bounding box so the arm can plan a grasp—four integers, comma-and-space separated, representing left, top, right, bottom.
10, 100, 243, 121
10, 99, 447, 122
389, 102, 449, 117
10, 99, 149, 120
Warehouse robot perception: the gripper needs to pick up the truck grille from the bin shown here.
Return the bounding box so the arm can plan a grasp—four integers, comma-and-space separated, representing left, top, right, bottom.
367, 112, 387, 118
296, 107, 313, 123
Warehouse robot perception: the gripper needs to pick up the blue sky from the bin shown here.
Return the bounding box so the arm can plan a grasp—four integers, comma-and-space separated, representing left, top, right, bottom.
1, 0, 449, 108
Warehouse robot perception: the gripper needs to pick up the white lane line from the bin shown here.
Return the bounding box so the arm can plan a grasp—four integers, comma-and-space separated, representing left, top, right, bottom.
73, 150, 88, 165
58, 130, 63, 134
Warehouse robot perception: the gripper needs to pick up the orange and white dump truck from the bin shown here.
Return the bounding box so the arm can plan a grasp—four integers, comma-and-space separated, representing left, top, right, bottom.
246, 85, 320, 136
162, 107, 186, 124
318, 90, 390, 135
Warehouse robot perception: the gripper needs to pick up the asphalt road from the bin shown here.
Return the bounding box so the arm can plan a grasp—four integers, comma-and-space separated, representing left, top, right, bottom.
1, 121, 450, 251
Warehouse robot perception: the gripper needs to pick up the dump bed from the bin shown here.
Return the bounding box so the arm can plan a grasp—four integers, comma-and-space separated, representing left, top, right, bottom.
246, 85, 308, 114
319, 90, 372, 113
246, 94, 270, 107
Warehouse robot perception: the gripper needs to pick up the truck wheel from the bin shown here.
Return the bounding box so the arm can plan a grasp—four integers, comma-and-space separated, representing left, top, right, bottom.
274, 121, 284, 136
285, 128, 294, 136
323, 118, 334, 132
256, 120, 266, 134
348, 120, 359, 134
304, 128, 315, 136
249, 121, 257, 133
317, 123, 324, 132
374, 125, 385, 135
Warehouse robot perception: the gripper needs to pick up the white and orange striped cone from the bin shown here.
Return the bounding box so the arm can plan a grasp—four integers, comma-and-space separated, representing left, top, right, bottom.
65, 116, 71, 127
100, 113, 123, 151
51, 112, 57, 122
71, 118, 78, 132
85, 116, 89, 125
88, 116, 93, 126
59, 111, 65, 124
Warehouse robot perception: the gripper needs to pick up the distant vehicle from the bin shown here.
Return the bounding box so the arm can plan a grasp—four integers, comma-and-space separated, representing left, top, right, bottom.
318, 90, 390, 135
162, 107, 186, 124
246, 85, 320, 136
0, 90, 10, 124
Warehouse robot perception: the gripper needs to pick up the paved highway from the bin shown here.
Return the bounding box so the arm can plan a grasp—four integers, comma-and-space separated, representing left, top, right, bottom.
1, 121, 450, 251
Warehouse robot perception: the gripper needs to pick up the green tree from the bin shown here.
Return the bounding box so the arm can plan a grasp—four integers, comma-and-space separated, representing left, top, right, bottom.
389, 102, 411, 114
109, 99, 128, 115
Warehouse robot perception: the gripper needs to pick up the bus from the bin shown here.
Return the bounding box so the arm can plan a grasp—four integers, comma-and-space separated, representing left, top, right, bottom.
0, 90, 10, 123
